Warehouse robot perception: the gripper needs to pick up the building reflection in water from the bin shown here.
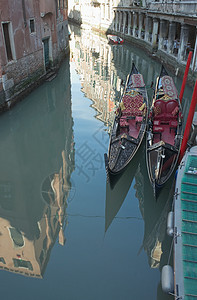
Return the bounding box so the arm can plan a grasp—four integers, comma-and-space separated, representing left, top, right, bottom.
69, 22, 190, 138
69, 23, 188, 299
0, 58, 75, 278
69, 22, 174, 273
69, 24, 159, 134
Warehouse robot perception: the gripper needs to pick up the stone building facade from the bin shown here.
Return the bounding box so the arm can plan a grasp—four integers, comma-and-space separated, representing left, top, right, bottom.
0, 0, 69, 109
68, 0, 197, 82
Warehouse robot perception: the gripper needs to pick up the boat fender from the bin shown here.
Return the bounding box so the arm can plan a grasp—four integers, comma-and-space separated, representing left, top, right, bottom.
167, 211, 174, 236
161, 265, 174, 294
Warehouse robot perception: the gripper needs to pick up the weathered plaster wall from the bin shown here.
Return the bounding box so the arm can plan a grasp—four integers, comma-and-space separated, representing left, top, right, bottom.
0, 0, 69, 109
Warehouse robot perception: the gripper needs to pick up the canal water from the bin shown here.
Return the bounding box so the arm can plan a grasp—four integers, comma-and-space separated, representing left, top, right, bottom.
0, 24, 193, 300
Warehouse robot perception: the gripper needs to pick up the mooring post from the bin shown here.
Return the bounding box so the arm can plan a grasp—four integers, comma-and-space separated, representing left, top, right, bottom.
179, 51, 193, 103
188, 112, 197, 146
179, 80, 197, 162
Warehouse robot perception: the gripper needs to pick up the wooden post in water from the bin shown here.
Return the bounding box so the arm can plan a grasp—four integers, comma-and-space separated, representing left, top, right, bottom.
179, 51, 193, 103
179, 80, 197, 163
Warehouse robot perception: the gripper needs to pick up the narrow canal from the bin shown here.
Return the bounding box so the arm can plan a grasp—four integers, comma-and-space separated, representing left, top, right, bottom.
0, 23, 193, 300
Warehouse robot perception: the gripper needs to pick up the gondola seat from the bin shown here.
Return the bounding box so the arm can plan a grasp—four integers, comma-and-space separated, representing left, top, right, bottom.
154, 99, 179, 121
135, 116, 143, 127
153, 125, 164, 139
120, 118, 129, 127
153, 120, 161, 126
122, 93, 144, 117
170, 120, 178, 132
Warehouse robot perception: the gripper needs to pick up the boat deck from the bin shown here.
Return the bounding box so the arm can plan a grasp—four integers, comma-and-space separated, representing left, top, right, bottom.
119, 119, 141, 139
153, 123, 176, 145
181, 155, 197, 299
175, 148, 197, 299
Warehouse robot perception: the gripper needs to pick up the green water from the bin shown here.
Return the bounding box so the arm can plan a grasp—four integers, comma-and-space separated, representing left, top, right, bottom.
0, 24, 193, 299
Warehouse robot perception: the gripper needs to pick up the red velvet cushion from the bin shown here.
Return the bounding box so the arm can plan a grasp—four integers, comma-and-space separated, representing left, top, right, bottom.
154, 100, 166, 115
165, 100, 178, 114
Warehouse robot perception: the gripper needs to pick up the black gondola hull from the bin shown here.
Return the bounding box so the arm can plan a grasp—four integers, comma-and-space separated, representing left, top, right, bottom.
105, 63, 148, 177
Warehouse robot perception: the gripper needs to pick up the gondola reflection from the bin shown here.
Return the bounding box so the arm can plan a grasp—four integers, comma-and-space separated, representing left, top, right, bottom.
105, 137, 174, 299
105, 143, 143, 232
134, 143, 174, 300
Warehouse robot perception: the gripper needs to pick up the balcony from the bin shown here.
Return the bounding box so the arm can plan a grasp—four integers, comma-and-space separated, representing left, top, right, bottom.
148, 1, 197, 17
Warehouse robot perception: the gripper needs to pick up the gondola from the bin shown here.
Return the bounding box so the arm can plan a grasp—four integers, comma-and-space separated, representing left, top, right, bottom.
104, 63, 148, 178
146, 65, 183, 198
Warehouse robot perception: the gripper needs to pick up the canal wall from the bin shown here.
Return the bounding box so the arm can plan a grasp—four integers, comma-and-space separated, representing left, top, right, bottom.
0, 49, 70, 114
0, 0, 70, 113
0, 47, 70, 114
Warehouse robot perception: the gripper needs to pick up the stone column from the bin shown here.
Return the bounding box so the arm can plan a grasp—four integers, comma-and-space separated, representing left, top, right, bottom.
132, 12, 137, 37
109, 0, 113, 24
115, 11, 119, 31
192, 29, 197, 71
123, 11, 127, 34
158, 19, 166, 50
117, 11, 120, 32
138, 13, 143, 39
167, 21, 176, 55
104, 3, 107, 22
152, 18, 159, 48
125, 49, 129, 65
145, 15, 150, 42
121, 46, 124, 65
112, 10, 115, 31
128, 12, 132, 36
178, 24, 189, 62
119, 11, 123, 33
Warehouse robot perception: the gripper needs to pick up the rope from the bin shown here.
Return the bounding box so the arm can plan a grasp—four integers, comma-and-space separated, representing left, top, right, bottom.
168, 292, 183, 299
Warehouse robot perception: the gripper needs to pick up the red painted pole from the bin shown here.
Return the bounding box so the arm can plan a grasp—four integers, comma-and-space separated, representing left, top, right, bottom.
179, 51, 193, 103
179, 80, 197, 163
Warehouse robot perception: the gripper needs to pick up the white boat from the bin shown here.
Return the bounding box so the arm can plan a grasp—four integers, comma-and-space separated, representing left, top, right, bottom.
174, 146, 197, 299
107, 34, 124, 44
162, 146, 197, 299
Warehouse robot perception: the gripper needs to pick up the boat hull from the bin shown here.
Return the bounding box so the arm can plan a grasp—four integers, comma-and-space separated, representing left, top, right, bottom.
146, 65, 183, 197
173, 146, 197, 299
107, 34, 123, 44
105, 63, 148, 177
107, 130, 144, 175
146, 140, 181, 197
